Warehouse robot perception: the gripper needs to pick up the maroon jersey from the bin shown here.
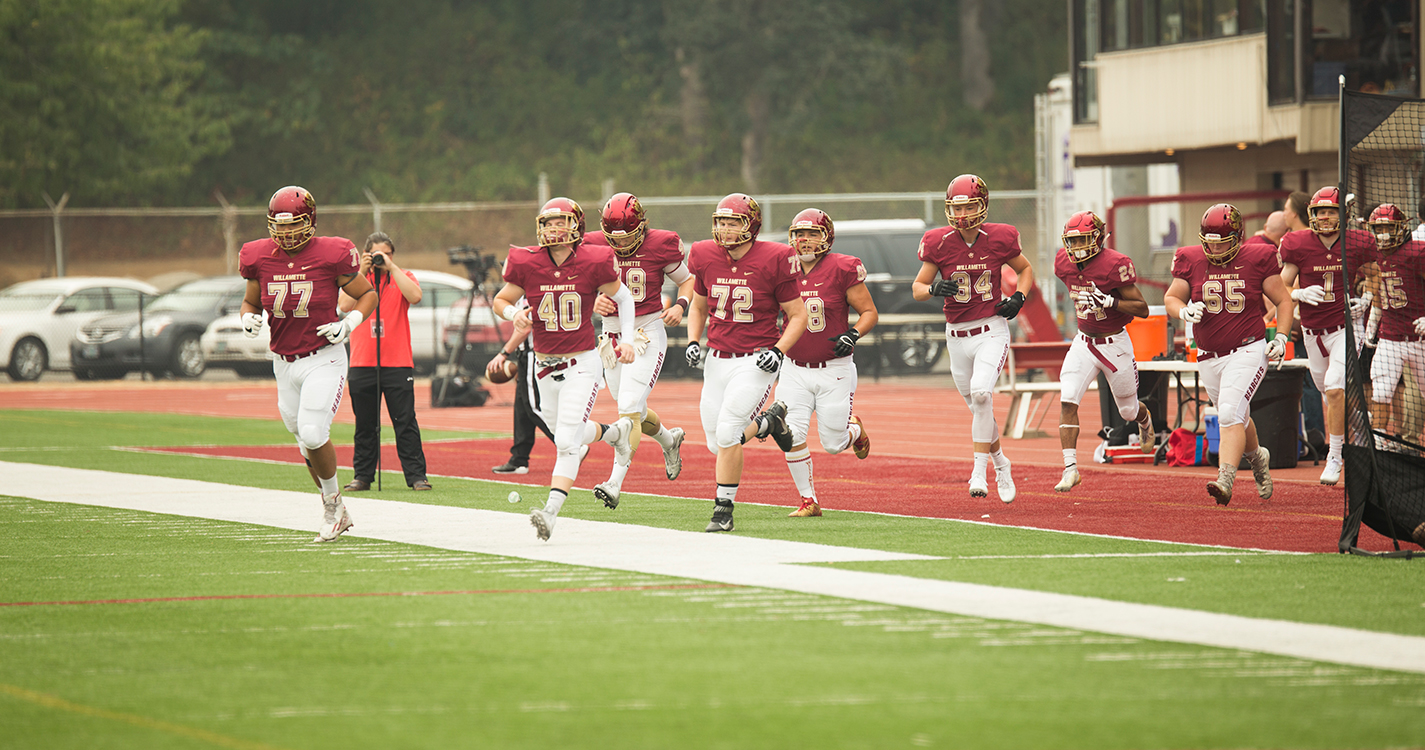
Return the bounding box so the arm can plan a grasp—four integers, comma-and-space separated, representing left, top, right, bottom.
1277, 228, 1372, 330
785, 253, 868, 364
689, 239, 800, 353
239, 236, 359, 357
1171, 241, 1281, 353
1054, 246, 1138, 335
917, 223, 1024, 323
502, 243, 620, 355
582, 228, 686, 317
1375, 240, 1425, 341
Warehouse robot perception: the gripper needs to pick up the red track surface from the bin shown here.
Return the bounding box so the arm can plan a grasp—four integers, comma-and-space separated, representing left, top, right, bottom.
3, 376, 1408, 554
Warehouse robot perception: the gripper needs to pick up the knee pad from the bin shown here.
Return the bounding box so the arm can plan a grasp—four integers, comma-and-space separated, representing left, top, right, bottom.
969, 390, 997, 443
297, 424, 328, 451
552, 445, 582, 479
716, 424, 745, 450
1117, 400, 1141, 422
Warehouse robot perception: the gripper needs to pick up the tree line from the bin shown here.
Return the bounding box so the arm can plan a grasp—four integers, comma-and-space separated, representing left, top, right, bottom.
0, 0, 1067, 210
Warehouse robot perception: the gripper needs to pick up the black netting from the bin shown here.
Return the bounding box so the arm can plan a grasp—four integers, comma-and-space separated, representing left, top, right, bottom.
1340, 90, 1425, 554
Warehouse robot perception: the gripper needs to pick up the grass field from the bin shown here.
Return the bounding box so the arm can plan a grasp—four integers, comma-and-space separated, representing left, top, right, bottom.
2, 409, 1422, 749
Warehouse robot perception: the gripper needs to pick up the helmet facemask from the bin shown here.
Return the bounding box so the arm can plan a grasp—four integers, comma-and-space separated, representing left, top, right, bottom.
604, 222, 646, 257
790, 226, 831, 262
1367, 219, 1408, 253
268, 213, 315, 252
537, 211, 579, 248
712, 213, 754, 248
945, 197, 987, 231
1063, 232, 1101, 263
1309, 206, 1341, 235
1200, 234, 1242, 265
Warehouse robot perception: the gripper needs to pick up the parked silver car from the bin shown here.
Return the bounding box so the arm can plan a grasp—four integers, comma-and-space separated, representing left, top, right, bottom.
0, 277, 160, 381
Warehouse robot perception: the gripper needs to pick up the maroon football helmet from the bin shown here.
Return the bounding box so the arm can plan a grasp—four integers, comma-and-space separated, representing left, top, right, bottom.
1366, 203, 1410, 252
1199, 204, 1245, 265
1062, 210, 1107, 263
1308, 186, 1342, 234
712, 193, 762, 248
788, 208, 835, 260
268, 186, 317, 252
945, 174, 989, 230
536, 197, 585, 248
601, 193, 647, 256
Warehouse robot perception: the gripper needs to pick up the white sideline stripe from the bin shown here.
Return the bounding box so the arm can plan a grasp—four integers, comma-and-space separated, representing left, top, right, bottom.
5, 460, 1423, 675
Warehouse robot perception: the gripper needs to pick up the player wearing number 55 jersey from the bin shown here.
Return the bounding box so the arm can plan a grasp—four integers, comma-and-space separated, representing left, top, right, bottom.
912, 174, 1036, 503
582, 193, 695, 509
685, 193, 808, 532
1166, 204, 1293, 506
1052, 211, 1155, 493
494, 197, 639, 542
770, 209, 878, 518
240, 186, 377, 544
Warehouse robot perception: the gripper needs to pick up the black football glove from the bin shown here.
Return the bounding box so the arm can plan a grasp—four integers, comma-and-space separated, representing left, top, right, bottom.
755, 346, 783, 373
831, 329, 860, 358
685, 341, 703, 368
929, 278, 959, 297
995, 291, 1026, 320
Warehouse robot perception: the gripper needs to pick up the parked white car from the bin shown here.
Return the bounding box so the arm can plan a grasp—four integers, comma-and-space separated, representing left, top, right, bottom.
0, 277, 160, 381
201, 269, 474, 377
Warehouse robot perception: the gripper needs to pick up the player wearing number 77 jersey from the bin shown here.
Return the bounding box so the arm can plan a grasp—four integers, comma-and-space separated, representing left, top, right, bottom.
1052, 210, 1155, 493
1166, 203, 1293, 506
239, 186, 377, 544
911, 174, 1036, 503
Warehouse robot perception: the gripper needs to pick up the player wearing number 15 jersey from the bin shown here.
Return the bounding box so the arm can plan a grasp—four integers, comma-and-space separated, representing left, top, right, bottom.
1167, 204, 1293, 506
1052, 211, 1154, 494
912, 174, 1036, 503
581, 193, 695, 509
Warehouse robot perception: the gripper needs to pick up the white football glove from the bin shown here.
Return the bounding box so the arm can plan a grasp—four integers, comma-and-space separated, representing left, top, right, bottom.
1290, 285, 1327, 306
1349, 292, 1373, 319
316, 310, 363, 345
241, 312, 264, 338
1265, 333, 1288, 362
1177, 301, 1205, 323
596, 334, 618, 370
1415, 317, 1425, 337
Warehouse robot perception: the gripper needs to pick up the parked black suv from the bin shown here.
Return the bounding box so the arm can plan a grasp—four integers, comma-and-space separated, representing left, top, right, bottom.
71, 276, 246, 379
830, 219, 944, 373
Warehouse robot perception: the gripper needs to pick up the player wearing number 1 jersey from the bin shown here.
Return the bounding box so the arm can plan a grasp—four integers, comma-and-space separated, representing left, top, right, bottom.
1052, 211, 1154, 493
771, 209, 878, 518
493, 197, 639, 542
582, 193, 695, 509
912, 174, 1036, 503
1166, 204, 1293, 506
239, 186, 377, 543
685, 193, 808, 532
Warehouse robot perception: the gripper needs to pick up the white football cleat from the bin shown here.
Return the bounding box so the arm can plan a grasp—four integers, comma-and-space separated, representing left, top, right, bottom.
995, 463, 1015, 504
1054, 467, 1082, 493
968, 473, 989, 498
314, 494, 353, 543
593, 482, 621, 510
1248, 446, 1273, 499
663, 427, 685, 481
607, 417, 635, 466
1319, 456, 1343, 486
530, 508, 556, 541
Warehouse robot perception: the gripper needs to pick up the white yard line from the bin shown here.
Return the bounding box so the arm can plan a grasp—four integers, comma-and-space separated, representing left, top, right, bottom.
5, 460, 1423, 675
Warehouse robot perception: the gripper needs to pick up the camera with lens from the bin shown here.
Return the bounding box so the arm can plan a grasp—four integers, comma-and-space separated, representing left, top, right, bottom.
447, 245, 499, 284
371, 253, 386, 267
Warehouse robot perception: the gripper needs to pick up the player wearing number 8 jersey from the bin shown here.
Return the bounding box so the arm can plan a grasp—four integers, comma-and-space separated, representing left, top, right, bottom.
581, 193, 695, 508
240, 186, 378, 543
1052, 211, 1155, 493
494, 197, 640, 542
912, 174, 1036, 503
685, 193, 808, 532
1166, 204, 1293, 506
771, 208, 878, 518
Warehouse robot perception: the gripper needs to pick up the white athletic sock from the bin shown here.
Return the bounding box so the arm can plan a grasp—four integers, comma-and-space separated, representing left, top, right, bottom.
649, 424, 675, 449
848, 420, 863, 444
545, 488, 568, 516
990, 448, 1010, 472
319, 473, 338, 498
972, 452, 990, 477
1062, 448, 1077, 468
716, 483, 738, 505
1328, 433, 1344, 462
606, 461, 630, 487
785, 447, 814, 498
580, 421, 600, 445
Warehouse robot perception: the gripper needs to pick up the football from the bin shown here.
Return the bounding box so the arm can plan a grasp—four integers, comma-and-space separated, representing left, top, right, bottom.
486, 356, 518, 384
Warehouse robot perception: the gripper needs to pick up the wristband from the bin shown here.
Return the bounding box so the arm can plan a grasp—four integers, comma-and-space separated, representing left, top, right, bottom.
676, 297, 690, 314
499, 304, 517, 321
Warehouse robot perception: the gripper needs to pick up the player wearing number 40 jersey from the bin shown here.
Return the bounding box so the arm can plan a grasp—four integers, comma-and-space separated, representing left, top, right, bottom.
494, 197, 641, 543
1167, 204, 1294, 506
582, 193, 695, 509
771, 208, 878, 518
239, 186, 377, 544
912, 174, 1036, 503
685, 193, 808, 533
1052, 211, 1155, 494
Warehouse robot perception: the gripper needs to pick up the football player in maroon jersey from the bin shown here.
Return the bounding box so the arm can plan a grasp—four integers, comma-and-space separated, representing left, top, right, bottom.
583, 193, 695, 508
1361, 203, 1425, 443
911, 174, 1036, 503
1165, 204, 1294, 505
771, 208, 878, 517
1279, 187, 1379, 484
685, 193, 808, 532
239, 186, 378, 543
493, 198, 639, 542
1052, 211, 1154, 492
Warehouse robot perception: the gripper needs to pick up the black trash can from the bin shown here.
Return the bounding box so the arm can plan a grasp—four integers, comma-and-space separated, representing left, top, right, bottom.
1249, 368, 1305, 469
1097, 370, 1168, 445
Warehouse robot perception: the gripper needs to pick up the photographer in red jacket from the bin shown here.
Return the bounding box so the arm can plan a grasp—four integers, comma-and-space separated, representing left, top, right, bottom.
339, 232, 431, 491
